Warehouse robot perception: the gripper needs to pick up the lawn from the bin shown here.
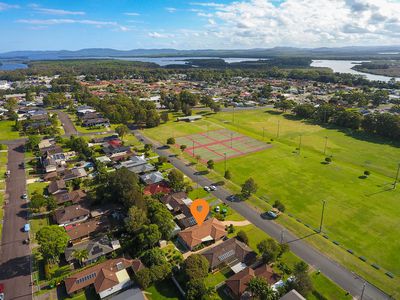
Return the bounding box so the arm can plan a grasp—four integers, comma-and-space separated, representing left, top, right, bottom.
205, 266, 234, 288
28, 181, 49, 197
142, 109, 400, 295
308, 272, 352, 300
30, 215, 50, 244
145, 279, 182, 300
0, 120, 20, 141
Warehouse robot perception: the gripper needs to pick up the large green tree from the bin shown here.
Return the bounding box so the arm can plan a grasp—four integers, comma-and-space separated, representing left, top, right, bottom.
36, 225, 69, 262
246, 276, 276, 300
146, 199, 175, 239
184, 254, 209, 280
167, 169, 185, 192
125, 206, 148, 234
257, 238, 281, 264
241, 177, 258, 199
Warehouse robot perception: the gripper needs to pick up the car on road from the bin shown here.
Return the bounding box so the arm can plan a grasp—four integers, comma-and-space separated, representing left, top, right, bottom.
210, 185, 217, 191
21, 194, 28, 200
5, 170, 10, 177
204, 186, 211, 192
262, 210, 279, 219
19, 162, 25, 169
23, 224, 30, 232
227, 195, 239, 202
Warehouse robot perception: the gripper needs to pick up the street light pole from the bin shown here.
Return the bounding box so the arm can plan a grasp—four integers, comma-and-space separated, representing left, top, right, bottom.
280, 230, 285, 244
232, 107, 235, 123
224, 152, 227, 174
192, 140, 195, 157
277, 120, 280, 138
319, 200, 326, 233
360, 282, 366, 300
323, 136, 328, 155
393, 163, 400, 190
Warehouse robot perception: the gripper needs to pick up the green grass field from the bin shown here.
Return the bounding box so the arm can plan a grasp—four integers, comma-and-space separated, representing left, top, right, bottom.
142, 109, 400, 295
0, 121, 20, 141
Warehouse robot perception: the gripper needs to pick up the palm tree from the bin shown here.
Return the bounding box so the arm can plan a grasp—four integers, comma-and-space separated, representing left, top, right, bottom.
72, 249, 89, 266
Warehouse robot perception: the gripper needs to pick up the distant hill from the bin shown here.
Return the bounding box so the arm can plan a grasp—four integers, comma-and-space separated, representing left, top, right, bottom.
1, 46, 400, 60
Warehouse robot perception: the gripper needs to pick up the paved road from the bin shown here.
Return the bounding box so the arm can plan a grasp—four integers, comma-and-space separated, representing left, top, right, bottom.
0, 142, 32, 300
57, 111, 78, 136
134, 130, 391, 300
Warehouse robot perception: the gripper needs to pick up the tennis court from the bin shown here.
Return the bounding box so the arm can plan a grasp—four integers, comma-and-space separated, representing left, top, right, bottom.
175, 129, 271, 162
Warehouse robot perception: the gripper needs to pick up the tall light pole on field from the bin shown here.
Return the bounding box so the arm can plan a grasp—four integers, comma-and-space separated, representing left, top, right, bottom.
277, 120, 280, 138
323, 136, 328, 155
360, 282, 366, 300
192, 140, 195, 157
232, 106, 235, 123
393, 163, 400, 190
319, 200, 326, 233
298, 135, 302, 155
224, 152, 227, 174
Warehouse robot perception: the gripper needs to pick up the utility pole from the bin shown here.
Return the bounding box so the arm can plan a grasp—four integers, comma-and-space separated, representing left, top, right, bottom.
280, 230, 285, 244
224, 152, 227, 174
319, 200, 326, 233
360, 282, 366, 300
323, 136, 328, 155
277, 120, 280, 138
393, 163, 400, 190
232, 106, 235, 123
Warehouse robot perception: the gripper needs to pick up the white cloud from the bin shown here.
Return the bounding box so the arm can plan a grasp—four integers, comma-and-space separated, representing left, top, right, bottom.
33, 7, 85, 15
195, 0, 400, 47
0, 2, 19, 11
190, 2, 225, 8
165, 7, 177, 13
124, 12, 140, 16
148, 32, 174, 38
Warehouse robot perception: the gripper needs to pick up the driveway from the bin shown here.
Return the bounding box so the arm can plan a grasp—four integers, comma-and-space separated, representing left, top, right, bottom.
134, 130, 390, 300
0, 142, 32, 300
57, 111, 78, 136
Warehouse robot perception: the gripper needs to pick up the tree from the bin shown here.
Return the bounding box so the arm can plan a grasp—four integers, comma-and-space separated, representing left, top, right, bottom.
158, 156, 168, 165
293, 261, 313, 296
168, 169, 185, 192
125, 206, 148, 234
146, 199, 175, 239
115, 125, 129, 139
36, 225, 69, 262
137, 224, 162, 249
224, 170, 232, 180
145, 109, 161, 128
144, 143, 152, 152
184, 254, 209, 280
161, 111, 169, 123
135, 268, 153, 289
186, 279, 214, 300
4, 97, 18, 115
364, 170, 371, 177
257, 238, 281, 264
166, 137, 175, 145
236, 230, 249, 245
246, 276, 276, 300
26, 135, 41, 152
293, 104, 316, 119
180, 144, 187, 152
325, 157, 332, 164
72, 249, 89, 266
195, 154, 201, 164
241, 178, 257, 199
207, 159, 215, 170
273, 200, 285, 212
29, 193, 48, 212
141, 248, 166, 267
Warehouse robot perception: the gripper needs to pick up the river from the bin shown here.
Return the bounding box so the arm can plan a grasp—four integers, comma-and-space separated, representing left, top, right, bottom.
311, 60, 400, 82
0, 62, 28, 71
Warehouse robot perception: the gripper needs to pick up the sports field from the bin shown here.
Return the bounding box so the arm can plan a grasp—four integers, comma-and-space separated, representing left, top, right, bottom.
142, 109, 400, 295
175, 129, 270, 162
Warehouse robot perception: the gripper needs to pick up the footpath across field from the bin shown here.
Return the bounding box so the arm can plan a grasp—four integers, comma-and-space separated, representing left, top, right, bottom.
175, 129, 271, 162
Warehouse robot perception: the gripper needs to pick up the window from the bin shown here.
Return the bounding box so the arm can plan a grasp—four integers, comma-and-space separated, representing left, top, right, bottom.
218, 249, 235, 262
75, 272, 96, 284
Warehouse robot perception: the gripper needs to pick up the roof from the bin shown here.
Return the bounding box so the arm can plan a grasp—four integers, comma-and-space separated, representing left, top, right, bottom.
54, 205, 90, 224
131, 259, 145, 273
280, 290, 306, 300
226, 265, 280, 298
48, 179, 67, 194
178, 218, 226, 249
66, 217, 110, 241
143, 183, 171, 196
202, 238, 256, 269
65, 235, 120, 263
64, 258, 134, 294
55, 190, 87, 205
108, 288, 145, 300
140, 171, 164, 185
63, 168, 87, 181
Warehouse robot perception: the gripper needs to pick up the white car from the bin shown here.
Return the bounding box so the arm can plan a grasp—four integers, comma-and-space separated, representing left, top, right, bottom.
204, 186, 211, 192
210, 185, 217, 191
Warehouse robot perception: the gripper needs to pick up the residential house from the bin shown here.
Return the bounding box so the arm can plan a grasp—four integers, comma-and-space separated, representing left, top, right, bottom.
116, 155, 155, 174
202, 238, 257, 272
280, 290, 306, 300
161, 192, 196, 229
64, 258, 135, 298
77, 105, 96, 116
65, 235, 121, 265
66, 217, 110, 245
63, 167, 88, 181
225, 265, 281, 300
177, 218, 227, 251
143, 182, 171, 196
82, 117, 110, 128
103, 143, 132, 161
55, 190, 87, 206
48, 179, 68, 195
140, 171, 164, 185
53, 204, 90, 226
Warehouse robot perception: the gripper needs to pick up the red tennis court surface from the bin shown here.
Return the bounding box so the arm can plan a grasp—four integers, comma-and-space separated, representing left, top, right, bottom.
175, 129, 271, 162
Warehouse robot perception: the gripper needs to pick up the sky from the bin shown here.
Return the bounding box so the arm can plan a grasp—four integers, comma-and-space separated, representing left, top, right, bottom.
1, 0, 400, 52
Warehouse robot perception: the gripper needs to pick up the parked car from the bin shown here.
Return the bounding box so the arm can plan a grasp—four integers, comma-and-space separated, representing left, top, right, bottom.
0, 283, 4, 300
214, 206, 220, 212
19, 162, 25, 169
204, 186, 211, 192
23, 224, 30, 232
227, 195, 239, 202
21, 194, 28, 200
210, 185, 217, 191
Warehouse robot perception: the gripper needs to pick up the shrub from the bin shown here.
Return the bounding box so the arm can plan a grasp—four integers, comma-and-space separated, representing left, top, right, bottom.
236, 230, 249, 245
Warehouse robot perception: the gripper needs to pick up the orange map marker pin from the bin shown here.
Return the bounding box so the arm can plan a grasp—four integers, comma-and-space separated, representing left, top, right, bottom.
190, 199, 209, 226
